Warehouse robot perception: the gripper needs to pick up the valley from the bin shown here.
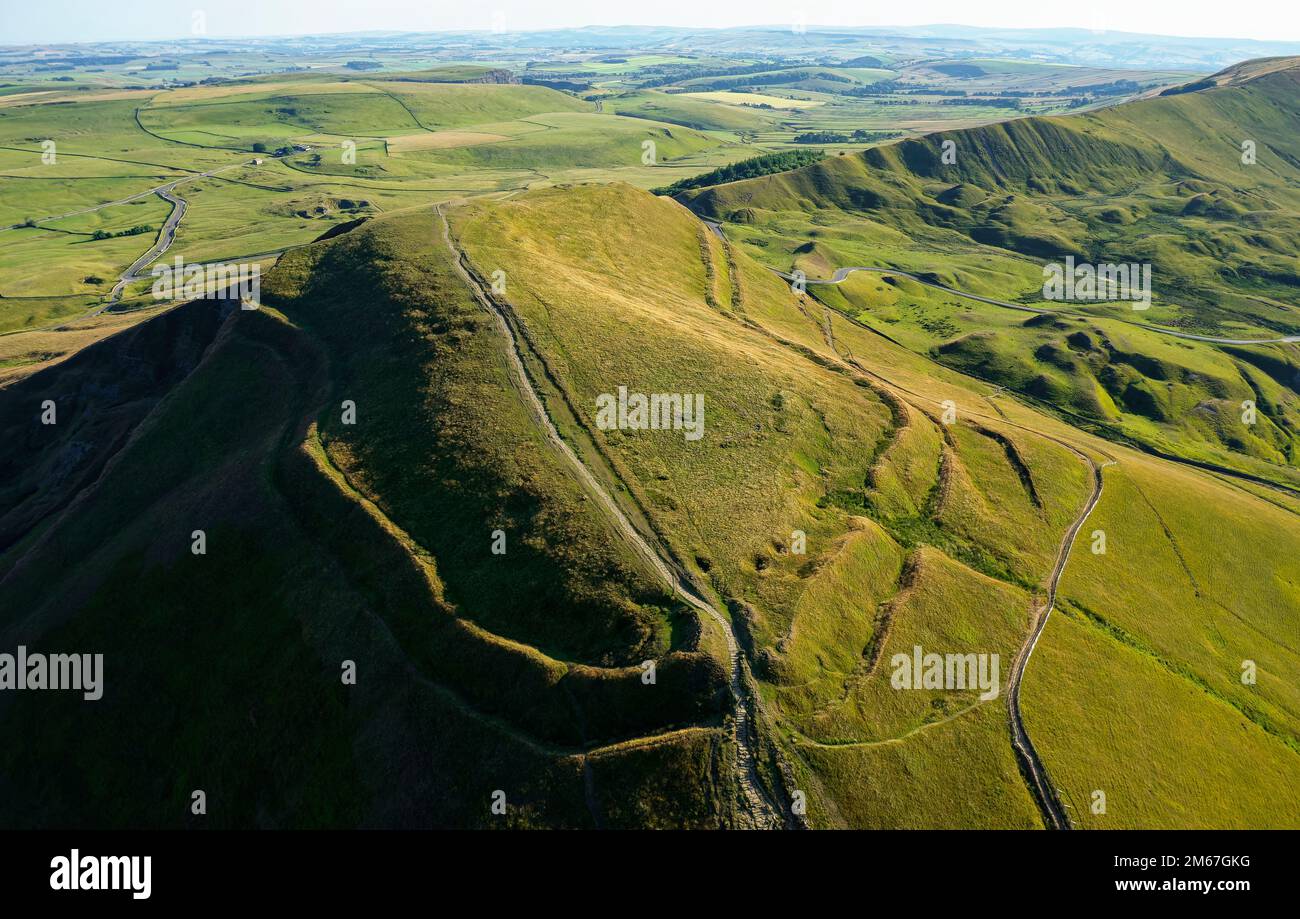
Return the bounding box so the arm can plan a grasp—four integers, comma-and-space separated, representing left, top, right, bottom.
0, 24, 1297, 832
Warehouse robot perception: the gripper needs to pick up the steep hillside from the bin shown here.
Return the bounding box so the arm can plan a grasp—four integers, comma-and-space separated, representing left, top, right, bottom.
2, 179, 1297, 829
450, 182, 1300, 827
0, 211, 742, 829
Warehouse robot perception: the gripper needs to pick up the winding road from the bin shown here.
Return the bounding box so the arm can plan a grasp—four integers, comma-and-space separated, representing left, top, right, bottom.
2, 158, 267, 337
103, 185, 187, 310
2, 159, 254, 234
437, 205, 785, 829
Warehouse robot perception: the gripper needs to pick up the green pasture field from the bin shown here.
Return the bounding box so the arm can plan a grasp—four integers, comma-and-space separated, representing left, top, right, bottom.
2, 46, 1297, 830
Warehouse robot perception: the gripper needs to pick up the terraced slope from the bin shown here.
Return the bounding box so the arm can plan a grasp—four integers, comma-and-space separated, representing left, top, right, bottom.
449, 182, 1300, 828
0, 212, 749, 829
2, 176, 1297, 828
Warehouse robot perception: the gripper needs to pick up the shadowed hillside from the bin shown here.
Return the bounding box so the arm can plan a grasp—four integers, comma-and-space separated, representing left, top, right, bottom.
1, 172, 1297, 829
0, 213, 745, 829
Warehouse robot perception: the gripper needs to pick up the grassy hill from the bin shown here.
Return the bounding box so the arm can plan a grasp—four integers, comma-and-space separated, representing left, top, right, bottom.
1, 60, 1298, 829
680, 58, 1300, 490
0, 210, 745, 828
448, 181, 1300, 827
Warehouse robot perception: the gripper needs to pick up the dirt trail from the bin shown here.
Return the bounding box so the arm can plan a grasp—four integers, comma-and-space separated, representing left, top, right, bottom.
826, 294, 1105, 829
437, 205, 785, 829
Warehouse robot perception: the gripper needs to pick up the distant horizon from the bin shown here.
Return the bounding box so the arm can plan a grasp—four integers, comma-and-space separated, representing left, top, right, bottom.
15, 22, 1300, 47
5, 1, 1299, 47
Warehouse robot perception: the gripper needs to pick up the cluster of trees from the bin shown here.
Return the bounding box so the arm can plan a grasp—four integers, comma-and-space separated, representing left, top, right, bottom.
90, 224, 153, 240
793, 129, 901, 144
845, 80, 903, 96
837, 55, 886, 68
938, 97, 1023, 108
522, 76, 590, 91
1160, 78, 1216, 97
675, 69, 836, 92
652, 149, 825, 196
994, 80, 1143, 98
638, 61, 786, 89
847, 77, 1144, 103
251, 142, 302, 157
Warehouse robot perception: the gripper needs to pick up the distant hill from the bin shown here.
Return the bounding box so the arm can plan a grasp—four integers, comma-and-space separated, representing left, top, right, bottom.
680, 58, 1300, 483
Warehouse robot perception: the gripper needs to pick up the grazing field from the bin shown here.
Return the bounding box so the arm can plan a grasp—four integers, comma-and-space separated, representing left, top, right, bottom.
0, 72, 807, 346
682, 91, 824, 109
1023, 447, 1300, 827
386, 130, 511, 152
0, 48, 1195, 366
448, 182, 1182, 826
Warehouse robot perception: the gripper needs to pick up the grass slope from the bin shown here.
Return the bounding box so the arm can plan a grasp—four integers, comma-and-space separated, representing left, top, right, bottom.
0, 212, 742, 828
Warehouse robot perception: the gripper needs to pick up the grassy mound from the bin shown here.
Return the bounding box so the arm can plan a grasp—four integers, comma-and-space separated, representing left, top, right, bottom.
0, 208, 739, 828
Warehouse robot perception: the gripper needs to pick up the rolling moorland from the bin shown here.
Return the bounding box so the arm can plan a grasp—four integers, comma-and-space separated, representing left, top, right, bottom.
0, 30, 1298, 829
0, 38, 1205, 378
683, 58, 1300, 489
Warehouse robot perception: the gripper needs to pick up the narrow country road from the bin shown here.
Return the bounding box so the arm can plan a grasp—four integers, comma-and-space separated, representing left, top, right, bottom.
103, 185, 187, 309
2, 158, 255, 233
437, 205, 786, 829
774, 265, 1300, 345
1, 157, 268, 338
0, 184, 190, 338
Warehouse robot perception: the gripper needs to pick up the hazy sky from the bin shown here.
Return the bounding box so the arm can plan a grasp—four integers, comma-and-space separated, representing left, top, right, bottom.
6, 0, 1299, 45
